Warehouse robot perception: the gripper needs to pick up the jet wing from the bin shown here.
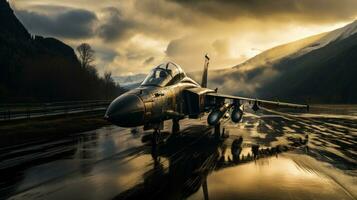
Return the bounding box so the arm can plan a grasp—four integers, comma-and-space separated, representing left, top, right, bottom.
206, 92, 309, 110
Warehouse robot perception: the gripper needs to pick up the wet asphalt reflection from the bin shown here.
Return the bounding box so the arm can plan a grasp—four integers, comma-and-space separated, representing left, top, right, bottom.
0, 106, 356, 200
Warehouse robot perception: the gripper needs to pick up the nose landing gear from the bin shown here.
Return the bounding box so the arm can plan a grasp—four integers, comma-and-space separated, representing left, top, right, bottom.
150, 122, 164, 146
172, 119, 180, 135
152, 129, 161, 146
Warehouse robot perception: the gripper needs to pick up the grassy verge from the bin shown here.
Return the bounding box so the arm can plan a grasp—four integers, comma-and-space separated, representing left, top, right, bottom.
0, 111, 111, 147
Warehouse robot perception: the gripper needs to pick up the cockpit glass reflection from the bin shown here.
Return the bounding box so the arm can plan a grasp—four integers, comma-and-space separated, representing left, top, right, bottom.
141, 62, 186, 87
141, 68, 172, 86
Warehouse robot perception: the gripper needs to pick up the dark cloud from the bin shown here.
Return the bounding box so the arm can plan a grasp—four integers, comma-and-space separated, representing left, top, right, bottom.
96, 48, 119, 63
143, 56, 155, 65
134, 0, 202, 25
170, 0, 357, 23
98, 4, 179, 42
166, 37, 205, 57
15, 8, 97, 39
165, 39, 183, 57
165, 37, 202, 63
97, 7, 134, 42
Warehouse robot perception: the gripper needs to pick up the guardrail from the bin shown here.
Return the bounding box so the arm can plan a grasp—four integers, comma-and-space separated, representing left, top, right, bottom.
0, 100, 111, 121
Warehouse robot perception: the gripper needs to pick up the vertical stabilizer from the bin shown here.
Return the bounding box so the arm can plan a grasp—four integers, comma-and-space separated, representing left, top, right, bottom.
201, 54, 210, 88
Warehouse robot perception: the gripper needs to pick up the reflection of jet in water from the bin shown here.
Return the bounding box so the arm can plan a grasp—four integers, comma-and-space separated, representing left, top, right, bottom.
113, 126, 217, 200
112, 126, 309, 200
105, 55, 308, 145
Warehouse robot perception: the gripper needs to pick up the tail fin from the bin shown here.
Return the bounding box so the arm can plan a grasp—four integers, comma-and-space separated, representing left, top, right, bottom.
201, 54, 210, 88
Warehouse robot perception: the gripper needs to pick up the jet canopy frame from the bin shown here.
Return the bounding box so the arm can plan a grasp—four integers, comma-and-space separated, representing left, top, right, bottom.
141, 62, 186, 87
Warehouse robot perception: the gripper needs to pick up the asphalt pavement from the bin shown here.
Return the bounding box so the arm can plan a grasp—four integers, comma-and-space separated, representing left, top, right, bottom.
0, 106, 356, 200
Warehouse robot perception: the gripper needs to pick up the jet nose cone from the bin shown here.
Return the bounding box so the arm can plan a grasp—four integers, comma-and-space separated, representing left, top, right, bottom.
105, 94, 145, 127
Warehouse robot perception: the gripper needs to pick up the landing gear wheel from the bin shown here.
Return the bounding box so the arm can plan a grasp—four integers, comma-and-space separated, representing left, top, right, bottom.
172, 119, 180, 135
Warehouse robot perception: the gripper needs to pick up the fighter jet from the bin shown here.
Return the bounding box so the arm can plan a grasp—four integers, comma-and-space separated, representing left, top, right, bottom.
105, 55, 308, 144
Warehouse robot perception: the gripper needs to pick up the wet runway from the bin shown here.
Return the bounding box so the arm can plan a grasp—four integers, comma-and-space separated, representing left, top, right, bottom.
0, 105, 356, 200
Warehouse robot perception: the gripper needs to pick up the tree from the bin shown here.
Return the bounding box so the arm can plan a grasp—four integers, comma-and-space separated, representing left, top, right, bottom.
104, 71, 116, 100
104, 71, 114, 84
76, 43, 95, 68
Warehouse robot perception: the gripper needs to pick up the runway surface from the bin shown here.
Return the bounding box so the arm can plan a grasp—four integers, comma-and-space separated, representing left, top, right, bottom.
0, 105, 356, 200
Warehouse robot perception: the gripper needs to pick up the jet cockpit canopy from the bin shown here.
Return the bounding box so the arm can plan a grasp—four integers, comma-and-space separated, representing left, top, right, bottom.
141, 62, 186, 87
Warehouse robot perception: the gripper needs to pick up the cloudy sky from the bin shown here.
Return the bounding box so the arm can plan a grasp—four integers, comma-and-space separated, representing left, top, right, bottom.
10, 0, 357, 76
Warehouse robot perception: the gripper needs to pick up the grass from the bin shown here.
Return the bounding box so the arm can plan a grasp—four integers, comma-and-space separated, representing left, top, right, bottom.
0, 111, 111, 147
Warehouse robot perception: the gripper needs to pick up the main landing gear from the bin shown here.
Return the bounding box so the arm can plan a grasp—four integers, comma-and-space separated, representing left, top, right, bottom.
151, 119, 180, 146
150, 122, 163, 146
214, 123, 221, 139
214, 123, 227, 139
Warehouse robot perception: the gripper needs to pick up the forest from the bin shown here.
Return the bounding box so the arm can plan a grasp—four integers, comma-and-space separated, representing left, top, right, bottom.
0, 0, 124, 103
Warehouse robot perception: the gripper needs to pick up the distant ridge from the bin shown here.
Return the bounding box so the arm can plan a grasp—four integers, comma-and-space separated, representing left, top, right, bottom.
208, 20, 357, 103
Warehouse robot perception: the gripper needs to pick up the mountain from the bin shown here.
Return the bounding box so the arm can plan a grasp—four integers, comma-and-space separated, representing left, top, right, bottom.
0, 0, 123, 102
209, 20, 357, 104
0, 0, 29, 39
232, 33, 326, 72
